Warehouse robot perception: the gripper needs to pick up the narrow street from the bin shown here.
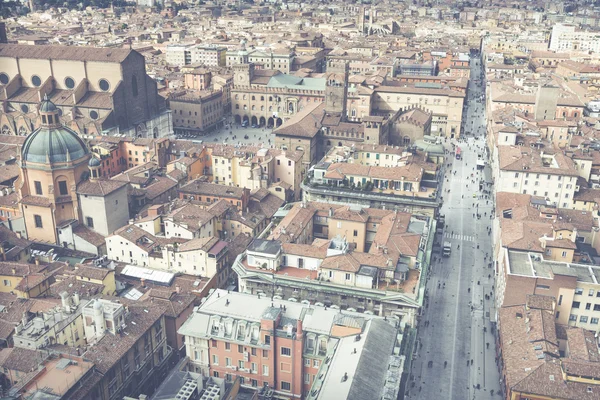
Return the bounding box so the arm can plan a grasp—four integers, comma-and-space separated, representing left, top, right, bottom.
406, 56, 501, 400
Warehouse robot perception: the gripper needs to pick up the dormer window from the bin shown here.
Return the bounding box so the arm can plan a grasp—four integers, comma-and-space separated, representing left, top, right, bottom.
319, 339, 327, 355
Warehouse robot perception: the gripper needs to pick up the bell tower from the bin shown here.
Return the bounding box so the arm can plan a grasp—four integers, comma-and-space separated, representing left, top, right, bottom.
325, 61, 349, 116
233, 63, 254, 87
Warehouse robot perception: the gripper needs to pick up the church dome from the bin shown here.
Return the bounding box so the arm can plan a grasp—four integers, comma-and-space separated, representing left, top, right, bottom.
22, 127, 89, 164
22, 97, 89, 165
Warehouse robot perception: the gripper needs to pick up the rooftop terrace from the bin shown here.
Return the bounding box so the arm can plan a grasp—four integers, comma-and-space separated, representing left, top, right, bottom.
507, 250, 600, 284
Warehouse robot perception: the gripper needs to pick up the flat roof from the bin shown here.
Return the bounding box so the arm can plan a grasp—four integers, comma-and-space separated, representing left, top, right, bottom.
507, 250, 600, 284
21, 356, 93, 398
121, 265, 175, 285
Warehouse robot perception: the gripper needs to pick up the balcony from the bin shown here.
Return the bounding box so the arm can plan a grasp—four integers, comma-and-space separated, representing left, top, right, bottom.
301, 182, 441, 209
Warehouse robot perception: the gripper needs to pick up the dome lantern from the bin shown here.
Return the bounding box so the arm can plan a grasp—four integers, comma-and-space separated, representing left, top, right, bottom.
39, 94, 61, 128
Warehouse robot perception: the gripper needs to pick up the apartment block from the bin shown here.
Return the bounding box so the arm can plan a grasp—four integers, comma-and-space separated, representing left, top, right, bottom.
179, 289, 404, 399
549, 23, 600, 53
496, 147, 579, 208
498, 295, 600, 400
233, 201, 431, 322
169, 90, 225, 135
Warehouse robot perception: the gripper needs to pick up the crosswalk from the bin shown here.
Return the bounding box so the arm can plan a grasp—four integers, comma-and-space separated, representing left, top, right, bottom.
444, 232, 475, 242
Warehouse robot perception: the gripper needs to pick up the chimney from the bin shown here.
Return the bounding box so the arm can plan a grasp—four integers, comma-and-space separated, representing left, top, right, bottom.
60, 291, 70, 311
175, 286, 181, 294
73, 293, 80, 306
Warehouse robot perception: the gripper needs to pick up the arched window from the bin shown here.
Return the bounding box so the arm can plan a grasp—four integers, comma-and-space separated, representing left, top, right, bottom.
2, 125, 10, 135
132, 75, 138, 97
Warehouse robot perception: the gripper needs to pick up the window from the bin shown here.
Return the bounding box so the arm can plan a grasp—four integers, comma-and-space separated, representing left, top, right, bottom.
281, 382, 291, 391
131, 75, 138, 97
345, 273, 351, 281
281, 347, 291, 356
251, 379, 258, 387
238, 345, 244, 353
558, 295, 563, 305
86, 217, 94, 228
262, 365, 269, 376
304, 373, 310, 384
580, 316, 589, 323
264, 335, 270, 345
572, 301, 580, 309
225, 357, 231, 366
238, 360, 245, 369
225, 342, 231, 351
64, 77, 75, 89
212, 355, 219, 364
313, 360, 319, 368
589, 289, 595, 296
569, 314, 577, 321
99, 79, 110, 92
34, 181, 43, 195
594, 304, 600, 311
591, 318, 599, 325
251, 348, 257, 356
3, 280, 10, 287
34, 215, 43, 228
536, 284, 550, 290
262, 349, 268, 358
353, 230, 358, 237
586, 303, 592, 310
575, 288, 584, 295
251, 362, 257, 372
562, 251, 567, 257
304, 359, 311, 367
